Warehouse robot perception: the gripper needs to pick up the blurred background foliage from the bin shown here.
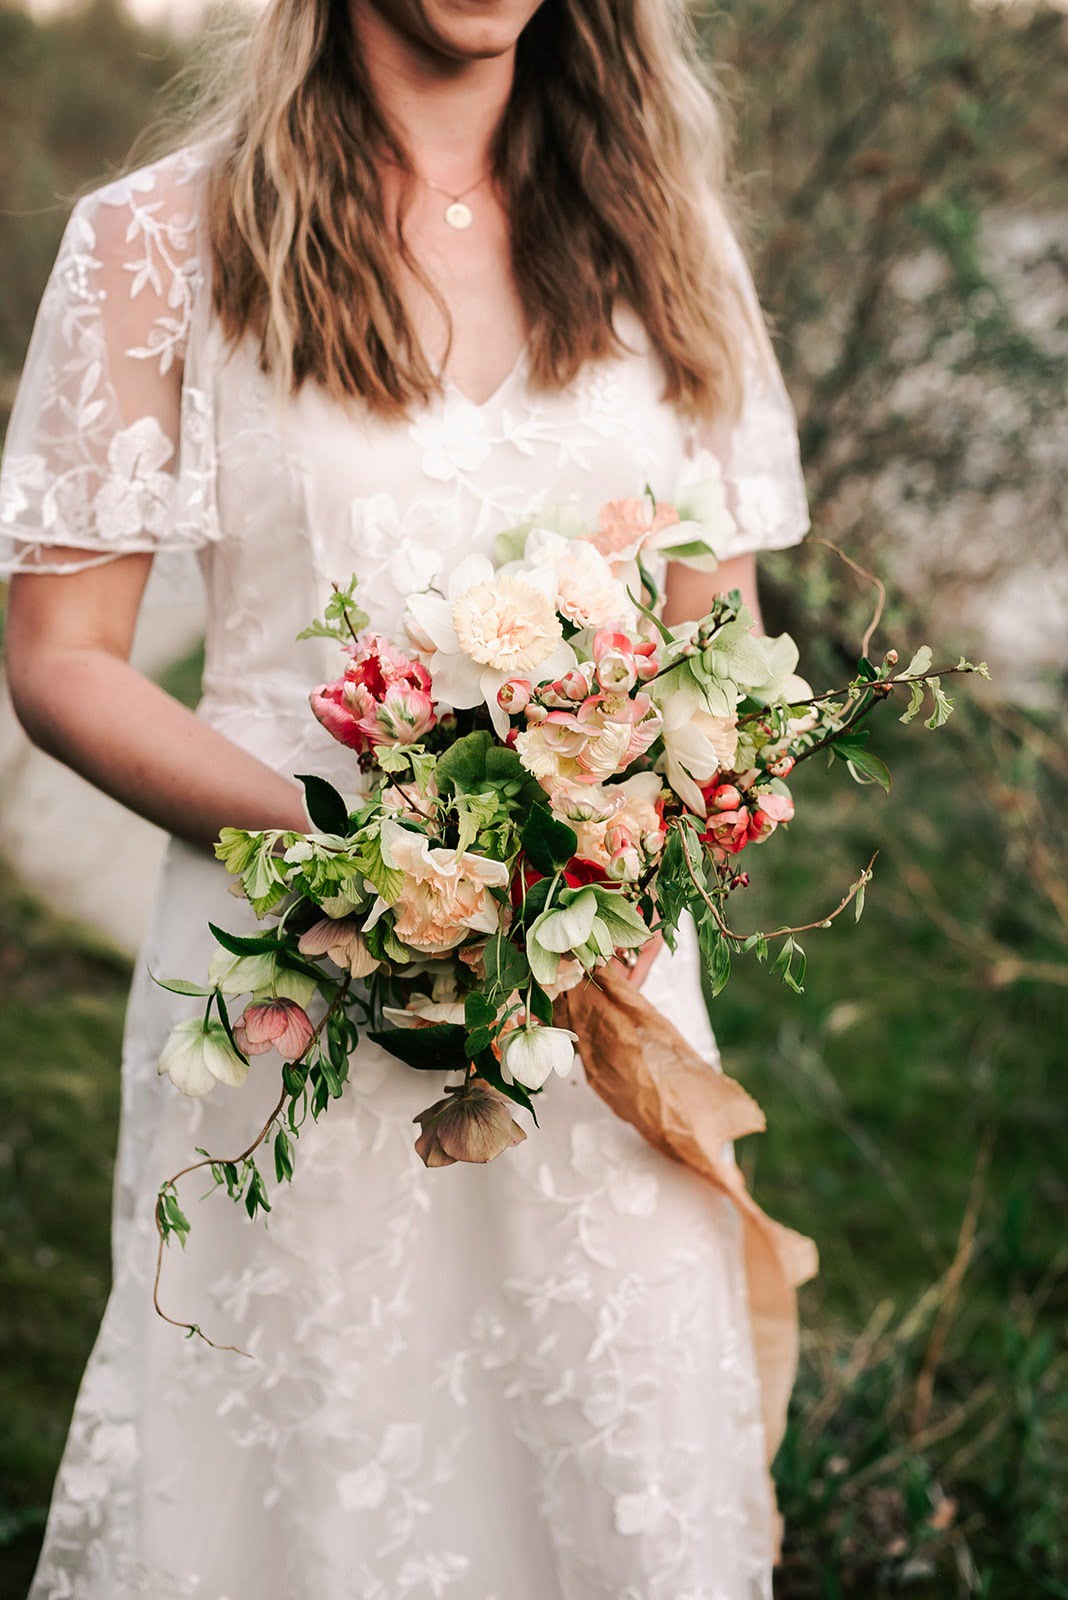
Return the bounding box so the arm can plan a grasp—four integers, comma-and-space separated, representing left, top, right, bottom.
1, 0, 1065, 1595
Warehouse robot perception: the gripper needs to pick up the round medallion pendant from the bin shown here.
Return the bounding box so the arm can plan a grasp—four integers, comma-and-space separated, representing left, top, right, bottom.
444, 201, 474, 231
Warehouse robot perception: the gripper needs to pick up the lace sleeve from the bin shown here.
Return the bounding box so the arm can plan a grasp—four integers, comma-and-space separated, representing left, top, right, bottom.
678, 217, 810, 563
0, 150, 218, 583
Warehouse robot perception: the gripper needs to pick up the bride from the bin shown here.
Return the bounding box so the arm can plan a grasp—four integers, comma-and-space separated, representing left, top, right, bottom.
1, 0, 813, 1593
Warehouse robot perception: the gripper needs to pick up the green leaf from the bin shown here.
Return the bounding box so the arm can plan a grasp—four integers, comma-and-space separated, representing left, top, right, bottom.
274, 1128, 294, 1183
464, 991, 497, 1030
207, 922, 281, 957
625, 583, 675, 645
213, 989, 249, 1065
521, 805, 578, 876
527, 982, 553, 1026
698, 916, 732, 998
924, 677, 954, 730
149, 972, 214, 997
591, 889, 651, 949
854, 881, 867, 923
900, 680, 927, 726
295, 774, 351, 836
856, 656, 879, 681
433, 730, 494, 797
484, 933, 528, 1001
899, 645, 933, 679
368, 1023, 467, 1072
295, 574, 369, 643
844, 748, 893, 793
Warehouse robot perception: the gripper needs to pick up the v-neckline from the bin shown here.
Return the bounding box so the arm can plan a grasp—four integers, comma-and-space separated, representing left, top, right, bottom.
439, 343, 528, 412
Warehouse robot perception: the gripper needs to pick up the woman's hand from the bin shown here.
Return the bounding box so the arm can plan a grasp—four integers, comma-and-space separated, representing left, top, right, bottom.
614, 931, 666, 989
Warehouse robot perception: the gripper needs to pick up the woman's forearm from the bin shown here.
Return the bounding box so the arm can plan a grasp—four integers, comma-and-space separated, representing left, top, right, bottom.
11, 646, 308, 852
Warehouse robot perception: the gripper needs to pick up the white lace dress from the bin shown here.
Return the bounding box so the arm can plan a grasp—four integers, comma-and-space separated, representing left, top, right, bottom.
1, 150, 810, 1600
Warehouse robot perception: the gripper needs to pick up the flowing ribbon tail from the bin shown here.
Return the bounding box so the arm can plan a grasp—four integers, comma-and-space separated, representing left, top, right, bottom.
555, 963, 818, 1480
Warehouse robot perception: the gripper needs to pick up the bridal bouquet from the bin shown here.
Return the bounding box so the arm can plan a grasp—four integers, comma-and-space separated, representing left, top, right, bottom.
153, 486, 984, 1328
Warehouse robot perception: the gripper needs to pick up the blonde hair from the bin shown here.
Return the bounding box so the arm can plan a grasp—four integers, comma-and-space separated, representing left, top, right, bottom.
193, 0, 747, 420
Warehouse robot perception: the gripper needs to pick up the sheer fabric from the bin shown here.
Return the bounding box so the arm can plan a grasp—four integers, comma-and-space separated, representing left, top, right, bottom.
1, 151, 810, 1600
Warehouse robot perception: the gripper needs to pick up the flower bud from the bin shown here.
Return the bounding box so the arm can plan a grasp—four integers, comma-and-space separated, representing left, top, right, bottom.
497, 677, 532, 714
235, 998, 315, 1061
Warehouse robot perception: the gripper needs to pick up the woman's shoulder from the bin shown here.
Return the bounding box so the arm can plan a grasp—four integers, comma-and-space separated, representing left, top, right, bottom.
73, 144, 208, 231
59, 145, 212, 375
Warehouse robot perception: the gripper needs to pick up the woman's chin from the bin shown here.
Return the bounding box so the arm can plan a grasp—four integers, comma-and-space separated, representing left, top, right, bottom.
402, 0, 543, 63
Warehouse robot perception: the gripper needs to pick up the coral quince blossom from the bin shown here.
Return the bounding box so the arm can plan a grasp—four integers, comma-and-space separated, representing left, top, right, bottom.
374, 818, 509, 954
406, 554, 575, 735
591, 629, 659, 694
311, 634, 436, 753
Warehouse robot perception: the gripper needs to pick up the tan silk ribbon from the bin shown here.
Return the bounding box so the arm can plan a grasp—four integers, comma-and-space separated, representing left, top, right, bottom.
555, 962, 819, 1475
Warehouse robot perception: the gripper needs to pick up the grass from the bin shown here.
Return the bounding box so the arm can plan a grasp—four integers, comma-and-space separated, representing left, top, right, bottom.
0, 681, 1064, 1596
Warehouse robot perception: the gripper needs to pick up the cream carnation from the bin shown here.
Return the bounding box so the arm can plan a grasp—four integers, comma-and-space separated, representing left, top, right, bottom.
452, 573, 563, 674
376, 818, 509, 955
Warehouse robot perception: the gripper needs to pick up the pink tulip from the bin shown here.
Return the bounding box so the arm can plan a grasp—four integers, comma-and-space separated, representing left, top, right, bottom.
234, 999, 315, 1061
310, 634, 436, 753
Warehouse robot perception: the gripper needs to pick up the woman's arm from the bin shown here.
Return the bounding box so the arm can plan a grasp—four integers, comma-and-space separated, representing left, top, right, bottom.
6, 552, 308, 853
661, 551, 763, 633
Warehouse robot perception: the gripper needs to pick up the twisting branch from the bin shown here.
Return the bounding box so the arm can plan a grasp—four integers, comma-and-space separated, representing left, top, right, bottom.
809, 536, 887, 657
153, 976, 352, 1354
674, 820, 877, 946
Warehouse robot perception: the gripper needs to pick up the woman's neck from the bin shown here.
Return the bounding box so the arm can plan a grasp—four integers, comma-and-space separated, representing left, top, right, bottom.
350, 4, 516, 187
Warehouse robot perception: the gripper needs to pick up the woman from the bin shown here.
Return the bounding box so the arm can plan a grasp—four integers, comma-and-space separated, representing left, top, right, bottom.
1, 0, 812, 1593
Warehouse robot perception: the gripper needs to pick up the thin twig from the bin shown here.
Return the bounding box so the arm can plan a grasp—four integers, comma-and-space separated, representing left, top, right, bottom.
909, 1130, 993, 1439
809, 536, 887, 657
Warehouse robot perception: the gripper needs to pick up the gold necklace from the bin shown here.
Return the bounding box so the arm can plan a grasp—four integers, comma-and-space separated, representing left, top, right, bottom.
418, 170, 491, 232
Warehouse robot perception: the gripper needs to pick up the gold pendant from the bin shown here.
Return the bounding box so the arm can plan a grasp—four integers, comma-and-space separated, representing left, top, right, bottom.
444, 201, 474, 231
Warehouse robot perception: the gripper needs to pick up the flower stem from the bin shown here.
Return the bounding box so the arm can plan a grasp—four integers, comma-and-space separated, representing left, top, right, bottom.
153, 976, 353, 1354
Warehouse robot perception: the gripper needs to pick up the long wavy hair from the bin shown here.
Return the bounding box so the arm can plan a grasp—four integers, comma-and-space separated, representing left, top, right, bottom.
194, 0, 748, 420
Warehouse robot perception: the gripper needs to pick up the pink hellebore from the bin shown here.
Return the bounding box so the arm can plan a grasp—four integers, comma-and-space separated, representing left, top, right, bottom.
311, 634, 436, 754
234, 998, 316, 1061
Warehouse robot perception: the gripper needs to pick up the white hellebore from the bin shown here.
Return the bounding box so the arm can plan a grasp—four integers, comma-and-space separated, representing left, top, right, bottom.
502, 1025, 580, 1091
658, 697, 740, 816
158, 1017, 250, 1098
405, 553, 576, 736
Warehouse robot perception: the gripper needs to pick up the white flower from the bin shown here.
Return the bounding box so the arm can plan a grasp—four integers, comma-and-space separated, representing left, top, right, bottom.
658, 699, 739, 815
409, 395, 492, 481
405, 554, 575, 734
532, 886, 599, 953
501, 1025, 579, 1090
158, 1017, 249, 1097
92, 418, 175, 541
672, 452, 739, 569
523, 528, 636, 631
207, 948, 318, 1007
